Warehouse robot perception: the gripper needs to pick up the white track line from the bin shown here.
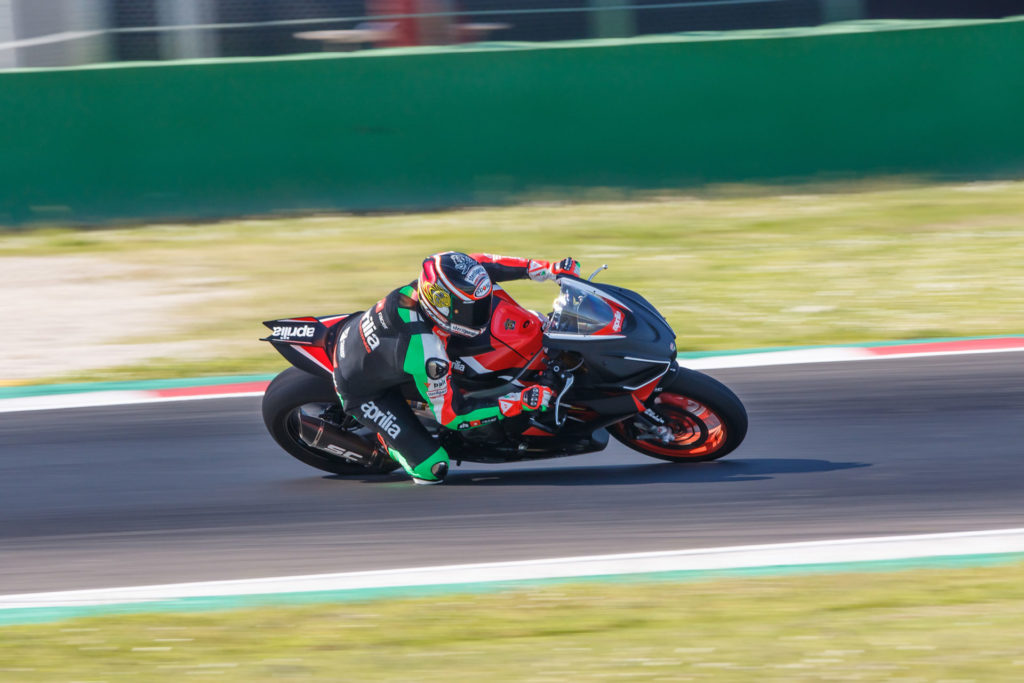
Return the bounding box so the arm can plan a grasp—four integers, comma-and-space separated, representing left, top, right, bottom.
687, 345, 1024, 369
685, 347, 870, 369
0, 390, 266, 414
3, 528, 1022, 610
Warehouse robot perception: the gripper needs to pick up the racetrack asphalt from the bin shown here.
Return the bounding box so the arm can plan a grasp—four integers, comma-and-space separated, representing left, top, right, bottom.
2, 353, 1022, 595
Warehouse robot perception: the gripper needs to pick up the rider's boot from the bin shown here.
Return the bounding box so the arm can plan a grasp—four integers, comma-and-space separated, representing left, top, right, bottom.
387, 445, 449, 485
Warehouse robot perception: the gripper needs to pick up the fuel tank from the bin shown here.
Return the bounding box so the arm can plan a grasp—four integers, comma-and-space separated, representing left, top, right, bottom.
447, 289, 546, 380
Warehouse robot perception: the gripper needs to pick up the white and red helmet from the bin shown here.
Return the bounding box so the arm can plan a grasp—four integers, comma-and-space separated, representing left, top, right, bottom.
417, 252, 493, 337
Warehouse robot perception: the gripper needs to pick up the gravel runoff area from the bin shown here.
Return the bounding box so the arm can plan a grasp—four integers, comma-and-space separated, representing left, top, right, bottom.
0, 256, 232, 383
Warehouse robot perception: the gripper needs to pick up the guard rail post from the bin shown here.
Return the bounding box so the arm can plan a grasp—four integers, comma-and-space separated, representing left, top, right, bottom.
589, 0, 635, 38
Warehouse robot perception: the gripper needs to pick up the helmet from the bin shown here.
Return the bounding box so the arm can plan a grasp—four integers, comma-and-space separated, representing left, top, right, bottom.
417, 252, 493, 337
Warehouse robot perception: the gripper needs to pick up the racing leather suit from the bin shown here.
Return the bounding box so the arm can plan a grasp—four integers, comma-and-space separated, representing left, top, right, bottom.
332, 254, 567, 483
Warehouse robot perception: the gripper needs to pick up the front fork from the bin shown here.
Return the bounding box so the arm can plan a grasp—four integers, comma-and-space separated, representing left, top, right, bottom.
622, 361, 680, 444
630, 407, 676, 444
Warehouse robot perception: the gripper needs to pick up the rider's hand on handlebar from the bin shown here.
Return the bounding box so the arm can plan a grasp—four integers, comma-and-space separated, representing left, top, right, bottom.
499, 385, 555, 417
528, 257, 581, 282
550, 257, 581, 279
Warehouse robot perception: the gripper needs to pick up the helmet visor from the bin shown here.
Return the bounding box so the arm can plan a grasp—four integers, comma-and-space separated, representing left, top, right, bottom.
450, 295, 492, 335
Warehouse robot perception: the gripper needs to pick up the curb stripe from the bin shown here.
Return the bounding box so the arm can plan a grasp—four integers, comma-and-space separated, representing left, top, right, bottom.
866, 337, 1024, 356
0, 373, 276, 398
150, 381, 271, 398
3, 554, 1023, 627
1, 528, 1022, 624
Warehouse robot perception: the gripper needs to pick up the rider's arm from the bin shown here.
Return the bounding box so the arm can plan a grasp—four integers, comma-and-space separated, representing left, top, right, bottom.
403, 330, 550, 430
471, 254, 580, 283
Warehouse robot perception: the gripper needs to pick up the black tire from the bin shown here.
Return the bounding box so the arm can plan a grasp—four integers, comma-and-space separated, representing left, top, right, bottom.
609, 367, 748, 463
261, 366, 399, 476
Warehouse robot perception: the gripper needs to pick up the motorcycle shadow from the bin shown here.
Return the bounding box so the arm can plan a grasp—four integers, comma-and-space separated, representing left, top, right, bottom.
337, 458, 870, 486
454, 458, 870, 487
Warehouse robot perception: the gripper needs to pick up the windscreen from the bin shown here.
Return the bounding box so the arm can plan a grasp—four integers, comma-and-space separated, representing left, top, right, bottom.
548, 281, 615, 335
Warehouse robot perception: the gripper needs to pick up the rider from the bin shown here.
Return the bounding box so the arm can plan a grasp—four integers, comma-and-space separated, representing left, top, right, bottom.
333, 252, 581, 485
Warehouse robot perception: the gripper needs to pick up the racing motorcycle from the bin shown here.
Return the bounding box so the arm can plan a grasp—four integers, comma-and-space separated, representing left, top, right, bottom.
260, 268, 747, 476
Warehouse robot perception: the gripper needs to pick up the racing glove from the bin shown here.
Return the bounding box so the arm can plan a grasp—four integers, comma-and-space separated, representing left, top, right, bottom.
527, 257, 582, 282
498, 385, 556, 417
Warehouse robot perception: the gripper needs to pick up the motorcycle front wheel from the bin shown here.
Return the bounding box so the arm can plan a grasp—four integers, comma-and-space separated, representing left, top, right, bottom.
261, 366, 399, 476
609, 367, 748, 463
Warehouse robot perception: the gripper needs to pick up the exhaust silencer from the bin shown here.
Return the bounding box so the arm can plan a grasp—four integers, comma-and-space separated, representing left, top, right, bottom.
297, 413, 377, 465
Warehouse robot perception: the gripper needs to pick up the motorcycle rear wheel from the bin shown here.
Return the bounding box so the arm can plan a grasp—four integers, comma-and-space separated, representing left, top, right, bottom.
609, 367, 747, 463
262, 366, 399, 476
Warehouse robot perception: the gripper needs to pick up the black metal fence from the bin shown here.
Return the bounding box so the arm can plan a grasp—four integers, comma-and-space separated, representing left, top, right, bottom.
2, 0, 1021, 69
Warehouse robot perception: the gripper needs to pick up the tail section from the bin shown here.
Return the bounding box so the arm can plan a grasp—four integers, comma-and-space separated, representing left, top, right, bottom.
261, 314, 352, 377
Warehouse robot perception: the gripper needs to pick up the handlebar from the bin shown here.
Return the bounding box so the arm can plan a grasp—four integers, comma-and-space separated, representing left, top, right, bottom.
553, 263, 608, 288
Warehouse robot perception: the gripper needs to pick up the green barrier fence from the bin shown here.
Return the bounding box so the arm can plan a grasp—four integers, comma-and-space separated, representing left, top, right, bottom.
1, 17, 1023, 225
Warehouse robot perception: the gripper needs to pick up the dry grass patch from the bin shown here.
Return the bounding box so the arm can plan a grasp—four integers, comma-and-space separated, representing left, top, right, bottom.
2, 561, 1023, 681
2, 180, 1023, 382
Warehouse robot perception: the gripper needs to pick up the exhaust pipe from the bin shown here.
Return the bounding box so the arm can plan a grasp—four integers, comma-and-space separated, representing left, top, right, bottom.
297, 413, 378, 465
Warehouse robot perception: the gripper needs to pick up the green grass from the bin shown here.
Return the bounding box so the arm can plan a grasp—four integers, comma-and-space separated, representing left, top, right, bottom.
3, 179, 1024, 383
3, 562, 1024, 680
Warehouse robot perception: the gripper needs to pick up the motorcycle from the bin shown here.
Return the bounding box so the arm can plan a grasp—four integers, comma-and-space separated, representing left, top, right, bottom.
260, 267, 747, 476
